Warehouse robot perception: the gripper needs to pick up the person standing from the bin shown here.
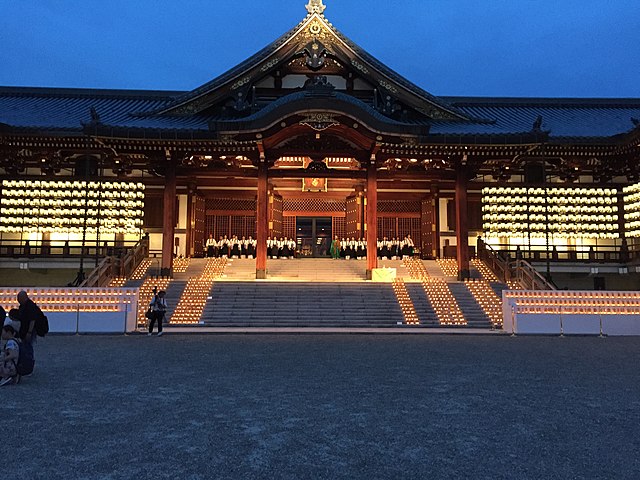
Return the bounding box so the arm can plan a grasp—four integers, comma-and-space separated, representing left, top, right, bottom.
205, 234, 216, 258
16, 291, 43, 346
148, 290, 167, 337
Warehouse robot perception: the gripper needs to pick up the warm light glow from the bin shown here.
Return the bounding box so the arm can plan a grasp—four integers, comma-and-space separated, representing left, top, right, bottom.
392, 278, 420, 325
169, 258, 228, 325
482, 186, 619, 239
0, 179, 145, 235
623, 182, 640, 237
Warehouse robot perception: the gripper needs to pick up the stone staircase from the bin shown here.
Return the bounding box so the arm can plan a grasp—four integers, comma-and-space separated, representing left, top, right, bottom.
447, 282, 492, 328
202, 282, 404, 327
405, 283, 440, 326
222, 258, 256, 281
266, 258, 367, 281
121, 257, 509, 329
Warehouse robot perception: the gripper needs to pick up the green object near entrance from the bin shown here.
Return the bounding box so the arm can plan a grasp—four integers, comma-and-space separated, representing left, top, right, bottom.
296, 217, 332, 257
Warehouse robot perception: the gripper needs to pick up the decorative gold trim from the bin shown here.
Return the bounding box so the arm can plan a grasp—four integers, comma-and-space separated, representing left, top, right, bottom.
299, 113, 340, 131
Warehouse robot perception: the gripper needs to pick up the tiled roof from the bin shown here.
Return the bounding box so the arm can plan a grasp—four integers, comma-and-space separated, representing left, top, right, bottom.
437, 97, 640, 139
1, 87, 639, 141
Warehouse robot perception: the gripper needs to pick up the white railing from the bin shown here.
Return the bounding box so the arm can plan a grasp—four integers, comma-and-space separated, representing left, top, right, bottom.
502, 290, 640, 335
0, 287, 138, 334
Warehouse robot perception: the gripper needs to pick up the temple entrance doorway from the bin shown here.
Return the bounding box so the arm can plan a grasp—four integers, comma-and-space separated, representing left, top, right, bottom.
296, 217, 332, 258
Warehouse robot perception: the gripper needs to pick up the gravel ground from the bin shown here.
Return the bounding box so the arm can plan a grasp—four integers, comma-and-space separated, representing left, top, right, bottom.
3, 334, 640, 480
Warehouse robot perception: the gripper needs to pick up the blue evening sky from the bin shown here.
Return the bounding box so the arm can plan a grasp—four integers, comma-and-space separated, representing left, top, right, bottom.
1, 0, 639, 98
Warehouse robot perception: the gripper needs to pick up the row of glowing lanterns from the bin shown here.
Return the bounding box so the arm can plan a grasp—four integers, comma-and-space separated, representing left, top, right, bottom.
403, 257, 429, 280
392, 279, 420, 325
436, 258, 459, 277
169, 258, 228, 324
0, 178, 144, 234
484, 196, 617, 206
623, 182, 640, 237
422, 280, 466, 325
2, 199, 144, 208
505, 291, 640, 299
470, 259, 499, 282
483, 187, 618, 196
1, 208, 143, 218
2, 180, 145, 190
483, 214, 617, 223
0, 290, 136, 313
483, 205, 617, 214
483, 230, 619, 239
2, 190, 144, 199
516, 307, 640, 315
464, 279, 502, 327
170, 279, 213, 325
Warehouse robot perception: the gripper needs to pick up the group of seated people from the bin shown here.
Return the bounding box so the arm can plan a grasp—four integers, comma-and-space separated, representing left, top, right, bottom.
330, 235, 415, 260
205, 235, 257, 258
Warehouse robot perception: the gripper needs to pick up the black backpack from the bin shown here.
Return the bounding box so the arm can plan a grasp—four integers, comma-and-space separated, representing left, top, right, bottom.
14, 339, 35, 376
35, 313, 49, 337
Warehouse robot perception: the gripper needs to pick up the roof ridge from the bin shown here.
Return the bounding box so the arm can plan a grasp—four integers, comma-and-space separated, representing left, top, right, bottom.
0, 86, 183, 100
442, 96, 640, 107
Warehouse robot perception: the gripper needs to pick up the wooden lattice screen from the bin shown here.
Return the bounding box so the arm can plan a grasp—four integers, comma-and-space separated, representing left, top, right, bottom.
377, 217, 421, 241
205, 198, 256, 211
206, 215, 255, 239
271, 195, 283, 237
283, 198, 346, 212
283, 216, 296, 239
333, 217, 346, 240
192, 195, 206, 257
378, 200, 421, 213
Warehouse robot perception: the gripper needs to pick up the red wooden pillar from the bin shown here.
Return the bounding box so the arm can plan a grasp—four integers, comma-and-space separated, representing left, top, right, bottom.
455, 167, 470, 280
366, 158, 378, 279
161, 162, 176, 277
256, 161, 268, 279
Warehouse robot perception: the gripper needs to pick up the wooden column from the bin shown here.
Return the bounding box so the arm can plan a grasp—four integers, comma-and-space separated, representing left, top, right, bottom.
185, 189, 194, 257
432, 184, 441, 259
256, 161, 268, 279
161, 162, 176, 277
366, 159, 378, 279
455, 167, 470, 280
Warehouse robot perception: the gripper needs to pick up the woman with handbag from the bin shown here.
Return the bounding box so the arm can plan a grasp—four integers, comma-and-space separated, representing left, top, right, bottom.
147, 290, 167, 336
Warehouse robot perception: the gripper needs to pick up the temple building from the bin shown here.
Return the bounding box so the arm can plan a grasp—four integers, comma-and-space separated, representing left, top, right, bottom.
2, 0, 640, 289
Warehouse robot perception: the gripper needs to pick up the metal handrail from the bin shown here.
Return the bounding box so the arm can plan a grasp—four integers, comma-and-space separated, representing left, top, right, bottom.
476, 239, 554, 290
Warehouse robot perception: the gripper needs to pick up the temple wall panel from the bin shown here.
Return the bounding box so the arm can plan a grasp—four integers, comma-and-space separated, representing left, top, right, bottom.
421, 198, 436, 259
270, 194, 283, 237
345, 195, 360, 238
144, 193, 164, 229
333, 217, 346, 240
192, 195, 205, 257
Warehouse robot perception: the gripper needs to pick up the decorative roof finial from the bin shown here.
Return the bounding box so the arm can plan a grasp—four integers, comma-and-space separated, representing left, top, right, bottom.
306, 0, 326, 16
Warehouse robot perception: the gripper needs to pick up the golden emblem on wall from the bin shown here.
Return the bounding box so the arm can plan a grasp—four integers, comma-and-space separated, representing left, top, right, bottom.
303, 178, 327, 192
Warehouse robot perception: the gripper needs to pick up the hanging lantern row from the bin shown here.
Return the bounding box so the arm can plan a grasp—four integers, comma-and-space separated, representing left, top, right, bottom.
0, 180, 145, 235
482, 187, 619, 239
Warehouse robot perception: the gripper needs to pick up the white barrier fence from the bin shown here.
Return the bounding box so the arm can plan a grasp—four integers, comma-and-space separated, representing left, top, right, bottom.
0, 288, 139, 334
503, 290, 640, 336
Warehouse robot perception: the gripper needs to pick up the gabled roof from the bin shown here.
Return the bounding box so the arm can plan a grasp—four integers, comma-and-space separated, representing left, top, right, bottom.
1, 1, 639, 144
154, 8, 469, 121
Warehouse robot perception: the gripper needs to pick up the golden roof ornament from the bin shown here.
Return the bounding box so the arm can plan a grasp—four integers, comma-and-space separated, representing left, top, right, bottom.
306, 0, 326, 16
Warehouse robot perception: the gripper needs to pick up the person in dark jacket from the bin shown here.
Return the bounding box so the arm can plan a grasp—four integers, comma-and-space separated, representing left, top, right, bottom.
17, 291, 44, 345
